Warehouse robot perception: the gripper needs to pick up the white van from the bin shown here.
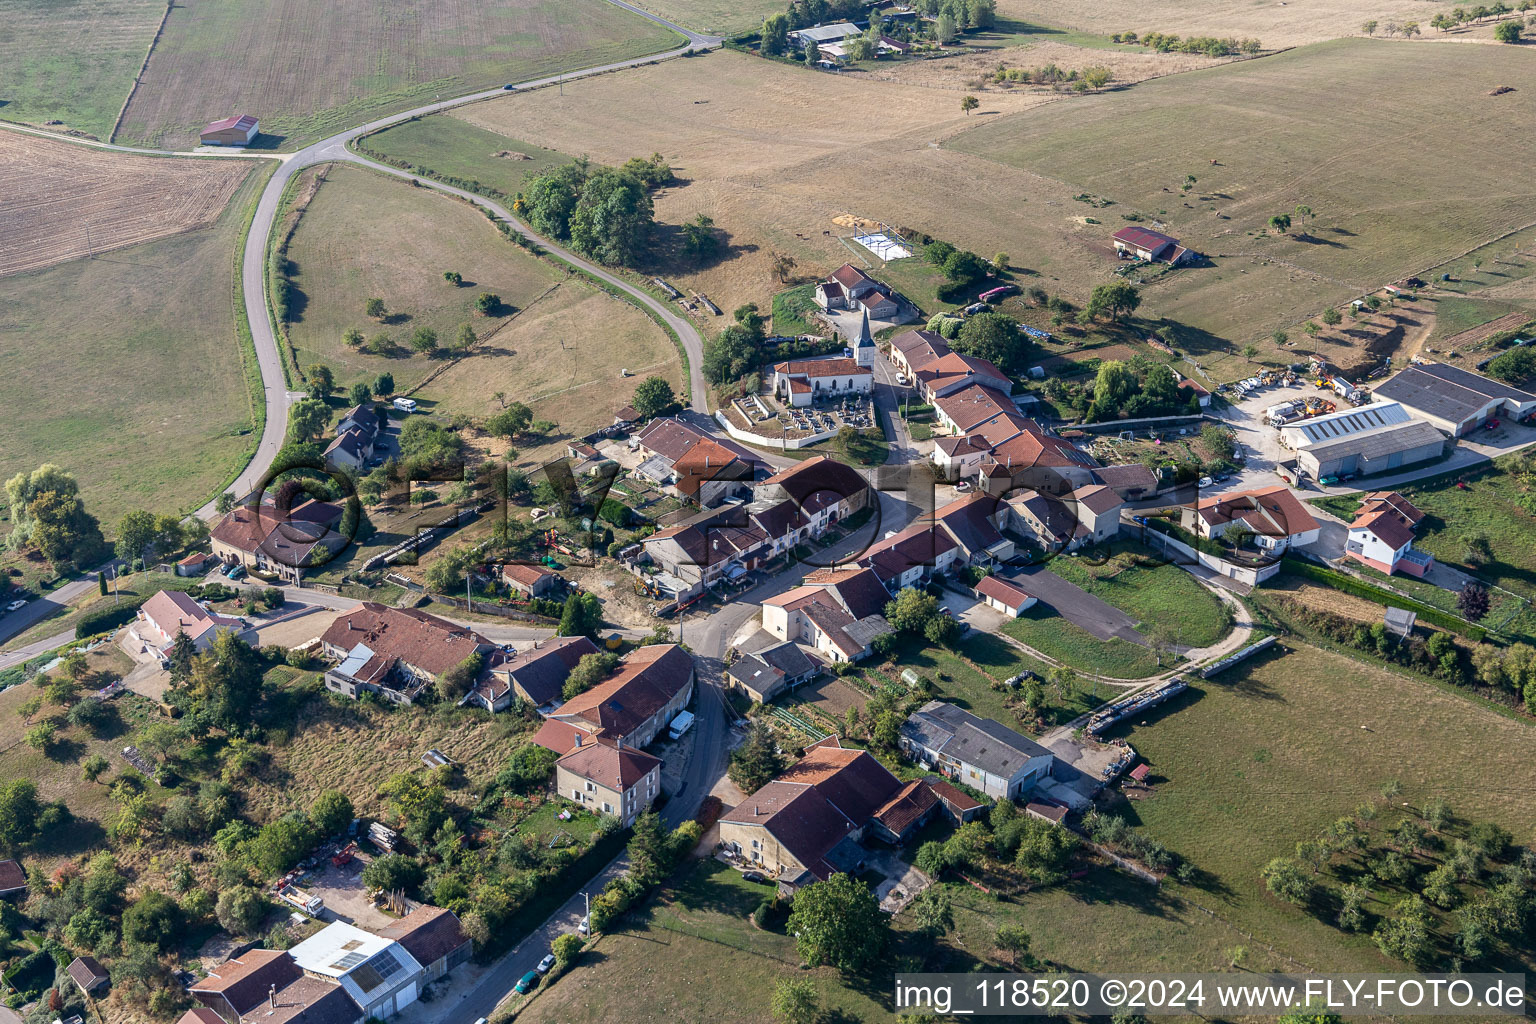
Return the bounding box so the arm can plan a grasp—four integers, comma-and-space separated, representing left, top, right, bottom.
392, 397, 417, 413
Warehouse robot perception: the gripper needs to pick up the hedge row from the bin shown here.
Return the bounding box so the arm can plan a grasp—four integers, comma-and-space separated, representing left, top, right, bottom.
75, 594, 151, 639
1279, 558, 1486, 641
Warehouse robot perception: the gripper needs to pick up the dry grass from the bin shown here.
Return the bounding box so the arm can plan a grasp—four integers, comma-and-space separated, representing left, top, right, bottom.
995, 0, 1444, 48
0, 130, 256, 276
450, 48, 1102, 317
113, 0, 681, 149
866, 37, 1226, 92
0, 0, 166, 138
0, 166, 265, 526
619, 0, 786, 36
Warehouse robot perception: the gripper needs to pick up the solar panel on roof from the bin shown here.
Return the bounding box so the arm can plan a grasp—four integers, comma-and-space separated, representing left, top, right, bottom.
330, 951, 367, 971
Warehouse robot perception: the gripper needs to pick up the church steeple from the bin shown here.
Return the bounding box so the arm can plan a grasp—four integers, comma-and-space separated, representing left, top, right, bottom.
854, 307, 875, 367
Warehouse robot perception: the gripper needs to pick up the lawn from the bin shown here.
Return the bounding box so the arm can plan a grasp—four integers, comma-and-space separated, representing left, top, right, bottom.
0, 166, 266, 528
769, 282, 821, 336
1101, 642, 1536, 975
277, 163, 681, 452
0, 0, 166, 138
948, 38, 1536, 353
623, 0, 786, 36
113, 0, 683, 149
357, 115, 576, 198
1002, 605, 1165, 680
1425, 296, 1534, 345
1043, 543, 1232, 647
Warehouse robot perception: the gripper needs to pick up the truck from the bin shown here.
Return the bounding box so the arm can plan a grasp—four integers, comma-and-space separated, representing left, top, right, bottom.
277, 886, 323, 915
1266, 401, 1301, 426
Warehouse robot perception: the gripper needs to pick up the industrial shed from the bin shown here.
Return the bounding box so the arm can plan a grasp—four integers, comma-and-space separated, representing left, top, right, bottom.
1373, 363, 1536, 436
1295, 419, 1449, 480
199, 114, 259, 146
1280, 401, 1412, 450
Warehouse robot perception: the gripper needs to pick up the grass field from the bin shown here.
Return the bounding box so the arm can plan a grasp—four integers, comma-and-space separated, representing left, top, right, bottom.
113, 0, 682, 150
996, 0, 1457, 47
623, 0, 784, 36
0, 166, 264, 527
879, 633, 1079, 733
0, 0, 165, 138
1045, 544, 1232, 647
357, 115, 574, 197
279, 162, 681, 459
1, 129, 256, 276
1002, 604, 1165, 679
948, 38, 1536, 353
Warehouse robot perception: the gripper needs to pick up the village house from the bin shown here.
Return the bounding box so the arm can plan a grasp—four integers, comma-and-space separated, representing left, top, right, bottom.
467, 634, 599, 712
323, 404, 382, 473
199, 114, 259, 146
1345, 492, 1434, 577
544, 643, 695, 748
772, 357, 873, 408
67, 957, 110, 998
1111, 225, 1197, 265
190, 948, 362, 1024
320, 603, 492, 705
1182, 485, 1322, 552
814, 264, 897, 319
287, 921, 425, 1020
501, 562, 560, 599
901, 700, 1055, 801
556, 739, 663, 826
0, 858, 26, 900
761, 565, 894, 663
725, 640, 822, 703
634, 418, 761, 505
376, 906, 472, 984
210, 496, 348, 583
128, 589, 255, 659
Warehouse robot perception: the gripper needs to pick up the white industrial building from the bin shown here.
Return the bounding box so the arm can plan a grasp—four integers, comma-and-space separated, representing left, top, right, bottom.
1373, 362, 1536, 436
288, 921, 425, 1020
1280, 401, 1449, 480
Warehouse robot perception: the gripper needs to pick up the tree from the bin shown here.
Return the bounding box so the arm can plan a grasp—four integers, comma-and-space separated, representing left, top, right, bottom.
557, 591, 603, 638
785, 873, 887, 973
1457, 583, 1490, 621
443, 270, 462, 286
1242, 343, 1260, 364
960, 94, 979, 115
25, 721, 57, 752
1321, 306, 1342, 326
306, 363, 335, 399
954, 311, 1028, 371
728, 720, 786, 794
1014, 818, 1079, 882
374, 372, 395, 396
81, 753, 110, 783
365, 297, 387, 320
1261, 856, 1313, 906
116, 509, 157, 563
343, 326, 364, 347
771, 251, 797, 284
475, 292, 500, 316
178, 629, 264, 732
569, 167, 654, 266
1272, 330, 1288, 347
487, 402, 535, 439
762, 12, 791, 55
523, 163, 588, 238
436, 651, 484, 701
27, 489, 103, 571
771, 979, 819, 1024
410, 326, 438, 354
681, 213, 721, 260
123, 891, 182, 951
310, 789, 353, 838
287, 397, 330, 443
563, 652, 618, 700
994, 922, 1032, 967
703, 322, 762, 384
936, 11, 958, 42
454, 322, 477, 352
1088, 359, 1139, 421
215, 886, 270, 936
346, 381, 372, 407
942, 248, 988, 284
909, 884, 954, 936
552, 931, 583, 967
632, 376, 676, 418
1374, 895, 1434, 967
1085, 280, 1141, 322
360, 853, 426, 895
1362, 19, 1378, 34
885, 586, 940, 633
1268, 213, 1291, 234
1495, 18, 1523, 39
1461, 531, 1493, 566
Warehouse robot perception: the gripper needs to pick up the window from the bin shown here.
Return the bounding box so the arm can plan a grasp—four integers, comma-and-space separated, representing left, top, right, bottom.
602, 802, 614, 814
572, 789, 582, 800
585, 781, 595, 792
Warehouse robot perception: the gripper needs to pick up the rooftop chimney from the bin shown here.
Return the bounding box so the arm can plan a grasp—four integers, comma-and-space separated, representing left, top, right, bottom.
270, 983, 277, 1009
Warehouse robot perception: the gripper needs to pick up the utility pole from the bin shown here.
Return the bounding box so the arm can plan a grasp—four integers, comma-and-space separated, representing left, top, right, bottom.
466, 575, 472, 614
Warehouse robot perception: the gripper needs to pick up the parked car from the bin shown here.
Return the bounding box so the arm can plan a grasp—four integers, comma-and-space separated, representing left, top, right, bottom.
225, 565, 246, 580
536, 954, 556, 975
577, 916, 590, 935
514, 971, 540, 994
4, 600, 27, 613
1198, 477, 1213, 488
742, 871, 767, 884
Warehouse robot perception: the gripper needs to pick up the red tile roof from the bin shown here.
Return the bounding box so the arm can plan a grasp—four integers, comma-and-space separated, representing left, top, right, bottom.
202, 114, 257, 134
553, 644, 693, 739
1352, 508, 1416, 550
1112, 225, 1178, 253
1194, 485, 1320, 539
778, 744, 903, 824
925, 777, 982, 812
934, 384, 1016, 432
872, 779, 939, 836
830, 263, 873, 290
320, 603, 490, 676
502, 563, 554, 588
178, 1009, 227, 1024
531, 719, 593, 754
0, 858, 25, 893
190, 950, 300, 1010
1360, 491, 1424, 525
976, 574, 1035, 611
721, 781, 856, 879
774, 357, 868, 378
557, 740, 662, 791
377, 906, 470, 968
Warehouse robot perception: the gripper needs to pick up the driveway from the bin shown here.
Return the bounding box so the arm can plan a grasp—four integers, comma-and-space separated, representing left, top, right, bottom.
1011, 565, 1145, 645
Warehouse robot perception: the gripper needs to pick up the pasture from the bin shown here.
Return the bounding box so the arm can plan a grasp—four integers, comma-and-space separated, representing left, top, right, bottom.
112, 0, 682, 150
996, 0, 1448, 47
0, 0, 165, 138
0, 129, 256, 276
949, 39, 1536, 355
279, 163, 681, 457
357, 115, 574, 197
624, 0, 785, 36
449, 47, 1097, 318
0, 167, 265, 527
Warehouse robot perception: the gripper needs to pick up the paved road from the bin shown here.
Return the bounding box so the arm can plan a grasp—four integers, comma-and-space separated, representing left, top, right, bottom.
0, 576, 100, 656
1012, 564, 1146, 645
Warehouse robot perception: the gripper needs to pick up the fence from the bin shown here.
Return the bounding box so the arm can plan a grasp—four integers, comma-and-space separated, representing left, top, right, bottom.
425, 594, 559, 624
713, 410, 838, 450
1140, 522, 1283, 588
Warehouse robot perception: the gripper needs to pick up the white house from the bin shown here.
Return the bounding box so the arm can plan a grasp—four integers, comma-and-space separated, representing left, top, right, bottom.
288, 921, 424, 1021
1345, 492, 1433, 577
1182, 485, 1322, 552
130, 590, 254, 659
901, 701, 1054, 801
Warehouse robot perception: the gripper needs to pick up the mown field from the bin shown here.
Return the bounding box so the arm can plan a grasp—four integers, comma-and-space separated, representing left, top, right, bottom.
948, 38, 1536, 354
113, 0, 682, 149
623, 0, 784, 36
0, 128, 256, 276
1046, 544, 1233, 647
0, 166, 265, 527
0, 0, 165, 138
357, 115, 574, 197
1003, 606, 1165, 679
279, 162, 681, 459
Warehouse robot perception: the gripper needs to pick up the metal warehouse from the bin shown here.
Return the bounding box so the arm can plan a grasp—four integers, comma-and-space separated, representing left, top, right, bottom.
1372, 362, 1536, 436
1280, 401, 1413, 450
1295, 419, 1450, 480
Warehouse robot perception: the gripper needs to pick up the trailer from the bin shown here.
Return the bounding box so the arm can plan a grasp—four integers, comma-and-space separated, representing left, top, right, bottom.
1085, 678, 1188, 737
